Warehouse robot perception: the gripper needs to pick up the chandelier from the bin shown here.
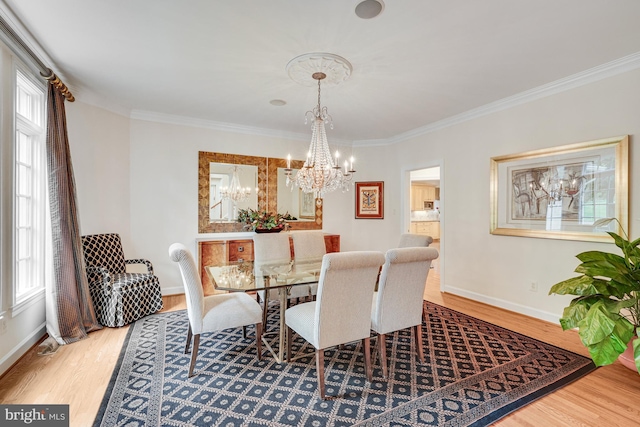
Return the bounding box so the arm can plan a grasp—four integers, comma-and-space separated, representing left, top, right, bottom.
284, 53, 356, 199
220, 166, 251, 203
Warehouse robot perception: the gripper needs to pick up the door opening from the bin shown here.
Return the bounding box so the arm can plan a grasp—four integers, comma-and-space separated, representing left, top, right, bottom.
409, 166, 441, 290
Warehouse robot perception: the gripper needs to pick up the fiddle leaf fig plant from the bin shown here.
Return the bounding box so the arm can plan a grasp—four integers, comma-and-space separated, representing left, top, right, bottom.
549, 218, 640, 373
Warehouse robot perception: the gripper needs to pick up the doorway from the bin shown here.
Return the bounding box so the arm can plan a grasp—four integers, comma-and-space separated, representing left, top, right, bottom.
409, 166, 441, 290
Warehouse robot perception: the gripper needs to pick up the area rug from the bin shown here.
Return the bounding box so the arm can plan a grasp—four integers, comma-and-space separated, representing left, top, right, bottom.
93, 301, 595, 426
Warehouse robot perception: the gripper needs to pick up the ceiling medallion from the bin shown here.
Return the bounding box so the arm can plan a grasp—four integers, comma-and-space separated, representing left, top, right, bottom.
286, 52, 352, 87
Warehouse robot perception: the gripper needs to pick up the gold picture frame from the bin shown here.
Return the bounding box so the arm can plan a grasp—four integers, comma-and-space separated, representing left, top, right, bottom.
490, 135, 628, 242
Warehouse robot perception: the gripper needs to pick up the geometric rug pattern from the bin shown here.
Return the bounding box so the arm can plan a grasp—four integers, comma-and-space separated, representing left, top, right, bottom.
93, 301, 595, 426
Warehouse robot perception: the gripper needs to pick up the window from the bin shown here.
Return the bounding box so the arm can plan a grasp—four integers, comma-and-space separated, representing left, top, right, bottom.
14, 68, 46, 304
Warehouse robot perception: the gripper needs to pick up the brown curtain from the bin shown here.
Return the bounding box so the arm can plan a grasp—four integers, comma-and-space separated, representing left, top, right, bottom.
44, 83, 101, 346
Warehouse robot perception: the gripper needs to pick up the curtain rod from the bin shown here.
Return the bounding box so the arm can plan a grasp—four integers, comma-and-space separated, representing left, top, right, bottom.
0, 13, 74, 102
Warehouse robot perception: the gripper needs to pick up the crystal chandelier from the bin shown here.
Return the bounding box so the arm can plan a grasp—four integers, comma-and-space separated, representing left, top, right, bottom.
285, 69, 355, 199
220, 166, 251, 203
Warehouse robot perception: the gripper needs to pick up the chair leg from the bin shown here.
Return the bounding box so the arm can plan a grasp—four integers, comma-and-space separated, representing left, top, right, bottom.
378, 333, 388, 379
188, 334, 200, 377
243, 326, 248, 339
287, 326, 293, 362
262, 299, 269, 332
316, 349, 326, 400
415, 324, 424, 363
362, 337, 372, 382
256, 323, 263, 361
184, 324, 193, 354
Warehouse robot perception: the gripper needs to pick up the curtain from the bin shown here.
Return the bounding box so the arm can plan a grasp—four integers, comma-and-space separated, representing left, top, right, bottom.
41, 83, 101, 351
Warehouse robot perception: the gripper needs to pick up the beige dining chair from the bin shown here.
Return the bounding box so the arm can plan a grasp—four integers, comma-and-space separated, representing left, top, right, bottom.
371, 247, 439, 378
169, 243, 263, 377
398, 233, 433, 248
286, 251, 385, 399
291, 230, 326, 298
253, 233, 310, 330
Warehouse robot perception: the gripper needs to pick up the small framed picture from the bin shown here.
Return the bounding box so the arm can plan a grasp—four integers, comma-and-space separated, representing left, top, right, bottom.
355, 181, 384, 219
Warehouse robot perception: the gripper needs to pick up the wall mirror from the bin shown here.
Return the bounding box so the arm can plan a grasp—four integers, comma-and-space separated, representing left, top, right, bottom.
267, 157, 322, 230
198, 151, 267, 233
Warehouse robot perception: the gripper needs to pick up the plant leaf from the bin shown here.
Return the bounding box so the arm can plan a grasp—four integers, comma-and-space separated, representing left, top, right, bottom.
549, 275, 629, 299
578, 301, 634, 366
578, 301, 617, 345
559, 300, 590, 330
586, 336, 626, 366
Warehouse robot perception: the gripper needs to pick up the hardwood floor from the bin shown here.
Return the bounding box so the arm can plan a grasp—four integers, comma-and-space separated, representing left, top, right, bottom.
1, 283, 639, 426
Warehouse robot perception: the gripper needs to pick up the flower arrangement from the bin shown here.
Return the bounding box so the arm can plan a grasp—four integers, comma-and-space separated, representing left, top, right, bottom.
237, 208, 292, 232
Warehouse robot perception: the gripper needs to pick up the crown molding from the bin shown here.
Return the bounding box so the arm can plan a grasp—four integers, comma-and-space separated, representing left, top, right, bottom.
130, 110, 308, 141
129, 110, 355, 145
363, 51, 640, 146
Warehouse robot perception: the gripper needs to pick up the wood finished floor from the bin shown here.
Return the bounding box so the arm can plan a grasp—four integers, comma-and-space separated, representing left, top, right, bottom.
1, 266, 639, 426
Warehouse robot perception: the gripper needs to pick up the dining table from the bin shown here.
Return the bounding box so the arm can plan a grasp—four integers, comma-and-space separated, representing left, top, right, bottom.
206, 259, 323, 363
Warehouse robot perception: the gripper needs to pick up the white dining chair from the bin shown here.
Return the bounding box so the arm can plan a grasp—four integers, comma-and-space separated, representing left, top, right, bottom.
253, 233, 310, 330
169, 243, 263, 377
371, 247, 439, 378
286, 251, 385, 399
398, 233, 433, 248
291, 230, 327, 298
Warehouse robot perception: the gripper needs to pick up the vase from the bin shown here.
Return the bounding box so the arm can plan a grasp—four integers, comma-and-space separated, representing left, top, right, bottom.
618, 337, 638, 372
254, 227, 283, 233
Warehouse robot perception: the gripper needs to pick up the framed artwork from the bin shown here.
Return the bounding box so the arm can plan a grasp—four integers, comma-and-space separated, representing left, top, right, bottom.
299, 190, 315, 219
355, 181, 384, 219
490, 135, 628, 242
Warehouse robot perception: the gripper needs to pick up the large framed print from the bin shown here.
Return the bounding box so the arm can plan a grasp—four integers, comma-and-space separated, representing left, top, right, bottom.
490, 135, 628, 242
355, 181, 384, 219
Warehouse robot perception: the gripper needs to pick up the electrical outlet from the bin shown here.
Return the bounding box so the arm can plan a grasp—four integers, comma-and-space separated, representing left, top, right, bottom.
529, 282, 538, 292
0, 318, 7, 335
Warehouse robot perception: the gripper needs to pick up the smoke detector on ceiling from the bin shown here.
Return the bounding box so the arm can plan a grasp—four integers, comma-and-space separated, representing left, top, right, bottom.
355, 0, 385, 19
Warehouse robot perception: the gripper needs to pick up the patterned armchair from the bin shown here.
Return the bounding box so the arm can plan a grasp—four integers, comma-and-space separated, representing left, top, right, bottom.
81, 233, 163, 327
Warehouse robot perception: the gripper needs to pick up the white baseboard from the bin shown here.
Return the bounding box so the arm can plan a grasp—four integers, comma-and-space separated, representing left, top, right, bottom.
441, 285, 561, 325
0, 322, 46, 377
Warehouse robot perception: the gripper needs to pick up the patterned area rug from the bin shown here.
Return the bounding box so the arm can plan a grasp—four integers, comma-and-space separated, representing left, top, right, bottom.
93, 302, 595, 426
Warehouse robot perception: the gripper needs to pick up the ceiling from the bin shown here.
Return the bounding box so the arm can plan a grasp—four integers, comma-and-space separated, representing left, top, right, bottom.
4, 1, 640, 144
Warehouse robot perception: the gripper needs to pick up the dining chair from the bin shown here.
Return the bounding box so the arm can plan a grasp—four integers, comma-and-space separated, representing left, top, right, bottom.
398, 233, 433, 248
286, 251, 385, 399
169, 243, 263, 377
253, 233, 310, 330
291, 230, 327, 298
371, 247, 439, 378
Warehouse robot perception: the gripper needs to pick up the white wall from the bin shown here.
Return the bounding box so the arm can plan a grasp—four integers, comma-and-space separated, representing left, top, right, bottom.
66, 101, 132, 246
350, 67, 640, 323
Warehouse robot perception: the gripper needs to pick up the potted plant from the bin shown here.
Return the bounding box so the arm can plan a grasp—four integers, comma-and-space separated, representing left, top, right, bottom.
549, 218, 640, 373
237, 208, 287, 232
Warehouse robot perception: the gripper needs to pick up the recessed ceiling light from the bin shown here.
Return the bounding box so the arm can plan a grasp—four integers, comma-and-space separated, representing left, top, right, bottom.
270, 99, 286, 106
355, 0, 384, 19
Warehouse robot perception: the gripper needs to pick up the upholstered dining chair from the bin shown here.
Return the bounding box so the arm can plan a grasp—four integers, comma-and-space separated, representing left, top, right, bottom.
291, 230, 327, 298
81, 233, 163, 327
286, 251, 385, 399
398, 233, 433, 248
371, 247, 439, 378
169, 243, 263, 377
253, 233, 310, 330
